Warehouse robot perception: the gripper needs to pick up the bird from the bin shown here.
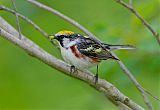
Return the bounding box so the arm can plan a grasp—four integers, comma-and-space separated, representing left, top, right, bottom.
48, 30, 135, 83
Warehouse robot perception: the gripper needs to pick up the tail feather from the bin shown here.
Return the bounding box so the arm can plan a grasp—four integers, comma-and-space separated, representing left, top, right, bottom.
103, 44, 136, 51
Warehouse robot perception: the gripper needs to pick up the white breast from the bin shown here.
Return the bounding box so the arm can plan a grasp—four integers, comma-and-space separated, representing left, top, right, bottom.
60, 46, 97, 70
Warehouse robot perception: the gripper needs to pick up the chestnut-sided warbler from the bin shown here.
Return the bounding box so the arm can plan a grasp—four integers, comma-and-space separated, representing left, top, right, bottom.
48, 30, 135, 83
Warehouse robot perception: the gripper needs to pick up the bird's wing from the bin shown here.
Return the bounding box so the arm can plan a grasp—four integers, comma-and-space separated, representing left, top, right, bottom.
77, 37, 117, 60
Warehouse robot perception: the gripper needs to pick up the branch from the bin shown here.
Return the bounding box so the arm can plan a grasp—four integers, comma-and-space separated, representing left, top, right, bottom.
26, 0, 154, 110
11, 0, 22, 39
0, 16, 144, 110
116, 0, 160, 45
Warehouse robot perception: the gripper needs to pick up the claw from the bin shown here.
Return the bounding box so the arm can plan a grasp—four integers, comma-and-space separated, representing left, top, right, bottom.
70, 65, 76, 74
94, 73, 98, 84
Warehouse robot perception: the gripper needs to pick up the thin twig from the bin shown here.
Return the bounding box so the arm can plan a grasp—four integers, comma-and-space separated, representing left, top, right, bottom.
26, 0, 104, 47
116, 0, 160, 45
112, 52, 154, 110
26, 0, 154, 110
129, 0, 133, 5
0, 5, 48, 37
0, 5, 59, 48
144, 89, 160, 102
11, 0, 22, 39
0, 16, 144, 110
116, 1, 157, 109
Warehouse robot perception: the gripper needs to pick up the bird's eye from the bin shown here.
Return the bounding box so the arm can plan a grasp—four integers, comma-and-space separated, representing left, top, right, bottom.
57, 35, 65, 39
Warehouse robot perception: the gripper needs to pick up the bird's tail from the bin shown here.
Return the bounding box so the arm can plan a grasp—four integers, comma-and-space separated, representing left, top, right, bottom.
103, 44, 136, 51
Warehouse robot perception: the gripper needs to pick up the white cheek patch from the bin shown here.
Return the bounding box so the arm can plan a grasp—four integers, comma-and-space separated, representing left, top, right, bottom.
62, 38, 70, 47
63, 38, 79, 48
66, 41, 77, 48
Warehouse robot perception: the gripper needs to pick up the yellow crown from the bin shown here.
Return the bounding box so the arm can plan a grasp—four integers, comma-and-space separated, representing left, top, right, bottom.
57, 30, 74, 35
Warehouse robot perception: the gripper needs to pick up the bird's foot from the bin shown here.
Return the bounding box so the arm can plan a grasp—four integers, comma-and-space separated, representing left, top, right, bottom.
94, 73, 98, 85
70, 65, 77, 75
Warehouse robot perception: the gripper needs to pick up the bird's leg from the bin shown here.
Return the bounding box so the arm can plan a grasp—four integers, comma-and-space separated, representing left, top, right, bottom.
70, 65, 76, 74
94, 65, 99, 84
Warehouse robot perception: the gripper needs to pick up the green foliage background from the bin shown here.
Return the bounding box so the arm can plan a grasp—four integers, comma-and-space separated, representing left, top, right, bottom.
0, 0, 159, 109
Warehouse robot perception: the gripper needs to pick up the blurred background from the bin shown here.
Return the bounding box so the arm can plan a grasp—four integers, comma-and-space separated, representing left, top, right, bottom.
0, 0, 159, 109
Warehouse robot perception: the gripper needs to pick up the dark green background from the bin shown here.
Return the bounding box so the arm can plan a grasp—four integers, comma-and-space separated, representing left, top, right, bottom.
0, 0, 159, 109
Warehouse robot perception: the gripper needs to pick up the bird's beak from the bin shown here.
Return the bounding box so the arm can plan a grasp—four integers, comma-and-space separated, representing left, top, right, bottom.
48, 34, 56, 41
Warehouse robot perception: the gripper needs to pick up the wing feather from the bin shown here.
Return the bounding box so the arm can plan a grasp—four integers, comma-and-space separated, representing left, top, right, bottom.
77, 37, 117, 60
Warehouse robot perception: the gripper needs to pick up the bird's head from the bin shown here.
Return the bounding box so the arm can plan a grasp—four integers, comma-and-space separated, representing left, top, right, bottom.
48, 30, 80, 48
